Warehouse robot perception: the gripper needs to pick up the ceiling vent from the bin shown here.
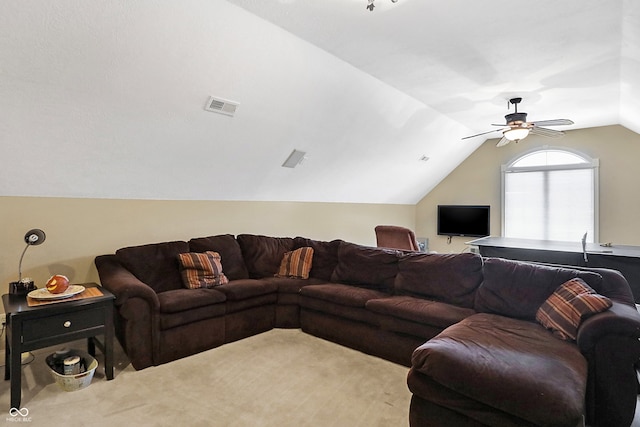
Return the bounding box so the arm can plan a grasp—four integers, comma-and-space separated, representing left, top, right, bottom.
204, 96, 239, 117
282, 149, 307, 168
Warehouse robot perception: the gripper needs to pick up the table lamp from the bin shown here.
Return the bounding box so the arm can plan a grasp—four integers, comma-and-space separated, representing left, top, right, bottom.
9, 229, 46, 295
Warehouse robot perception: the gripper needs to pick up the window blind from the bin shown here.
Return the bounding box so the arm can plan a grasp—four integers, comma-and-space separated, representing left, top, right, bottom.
504, 168, 595, 242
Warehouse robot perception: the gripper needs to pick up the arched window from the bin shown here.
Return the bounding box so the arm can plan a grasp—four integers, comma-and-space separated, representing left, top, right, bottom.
502, 147, 599, 242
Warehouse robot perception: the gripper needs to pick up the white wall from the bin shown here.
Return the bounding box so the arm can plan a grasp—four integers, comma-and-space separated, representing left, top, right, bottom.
0, 0, 461, 204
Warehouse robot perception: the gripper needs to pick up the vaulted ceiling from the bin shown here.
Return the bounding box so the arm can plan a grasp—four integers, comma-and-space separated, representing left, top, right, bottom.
2, 1, 639, 204
228, 0, 640, 141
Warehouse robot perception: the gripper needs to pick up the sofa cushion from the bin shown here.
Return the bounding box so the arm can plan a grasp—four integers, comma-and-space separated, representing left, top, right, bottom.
188, 234, 249, 280
300, 298, 380, 326
300, 283, 387, 326
300, 283, 390, 308
395, 252, 483, 308
411, 313, 587, 427
293, 237, 342, 281
366, 296, 475, 329
159, 306, 227, 331
275, 247, 314, 279
237, 234, 295, 278
224, 294, 278, 315
474, 257, 603, 321
330, 242, 400, 292
406, 369, 542, 427
375, 316, 444, 342
156, 287, 226, 331
263, 276, 327, 294
116, 241, 190, 293
262, 276, 327, 305
177, 251, 229, 289
213, 279, 278, 301
536, 278, 612, 341
157, 288, 227, 314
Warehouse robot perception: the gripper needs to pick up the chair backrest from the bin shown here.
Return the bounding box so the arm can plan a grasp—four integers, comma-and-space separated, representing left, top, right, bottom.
374, 225, 419, 251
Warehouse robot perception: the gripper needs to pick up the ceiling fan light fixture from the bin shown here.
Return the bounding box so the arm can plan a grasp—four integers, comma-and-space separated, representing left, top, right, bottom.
503, 127, 530, 142
462, 97, 573, 146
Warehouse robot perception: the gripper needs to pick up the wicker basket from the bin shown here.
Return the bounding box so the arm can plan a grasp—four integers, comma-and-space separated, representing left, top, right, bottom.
48, 350, 98, 392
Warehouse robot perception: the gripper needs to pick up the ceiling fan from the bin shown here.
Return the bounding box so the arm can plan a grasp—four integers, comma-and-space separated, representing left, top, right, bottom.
462, 97, 574, 147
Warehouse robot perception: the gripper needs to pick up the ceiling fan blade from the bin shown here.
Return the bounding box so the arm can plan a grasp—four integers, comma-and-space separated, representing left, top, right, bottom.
496, 136, 511, 147
461, 129, 499, 140
530, 127, 565, 138
531, 119, 574, 127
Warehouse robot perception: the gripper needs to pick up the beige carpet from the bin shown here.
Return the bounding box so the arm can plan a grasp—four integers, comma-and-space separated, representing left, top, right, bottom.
0, 329, 411, 426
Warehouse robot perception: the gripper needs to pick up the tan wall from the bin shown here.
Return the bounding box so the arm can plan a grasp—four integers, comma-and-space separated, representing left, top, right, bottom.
4, 125, 638, 298
416, 125, 640, 254
1, 197, 415, 289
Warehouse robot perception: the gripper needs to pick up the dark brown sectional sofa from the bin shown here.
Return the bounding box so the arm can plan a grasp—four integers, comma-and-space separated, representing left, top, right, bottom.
94, 233, 640, 427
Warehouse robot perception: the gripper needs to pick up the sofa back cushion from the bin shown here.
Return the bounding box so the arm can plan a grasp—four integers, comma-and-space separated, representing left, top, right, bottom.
395, 252, 484, 308
330, 241, 400, 292
474, 257, 603, 320
189, 234, 249, 280
236, 234, 295, 278
115, 241, 190, 293
293, 237, 342, 281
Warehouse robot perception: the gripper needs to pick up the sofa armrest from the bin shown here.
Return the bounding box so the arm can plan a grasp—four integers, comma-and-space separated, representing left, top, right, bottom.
95, 254, 160, 311
95, 254, 161, 370
576, 301, 640, 427
576, 301, 640, 352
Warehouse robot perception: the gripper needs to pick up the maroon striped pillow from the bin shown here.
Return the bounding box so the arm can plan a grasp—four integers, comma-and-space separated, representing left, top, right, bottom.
536, 278, 612, 341
275, 247, 314, 279
177, 251, 229, 289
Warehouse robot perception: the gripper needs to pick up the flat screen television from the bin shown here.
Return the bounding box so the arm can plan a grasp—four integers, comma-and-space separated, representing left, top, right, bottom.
437, 205, 490, 237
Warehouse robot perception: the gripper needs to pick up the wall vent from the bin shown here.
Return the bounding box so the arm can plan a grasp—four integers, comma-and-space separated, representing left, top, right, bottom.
204, 96, 239, 116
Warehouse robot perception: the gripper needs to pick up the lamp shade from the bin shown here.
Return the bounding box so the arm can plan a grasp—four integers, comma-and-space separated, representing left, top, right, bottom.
24, 229, 46, 246
503, 127, 530, 142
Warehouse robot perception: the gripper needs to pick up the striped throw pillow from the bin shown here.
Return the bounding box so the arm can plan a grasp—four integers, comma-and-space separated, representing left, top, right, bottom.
177, 251, 229, 289
275, 247, 314, 279
536, 278, 612, 341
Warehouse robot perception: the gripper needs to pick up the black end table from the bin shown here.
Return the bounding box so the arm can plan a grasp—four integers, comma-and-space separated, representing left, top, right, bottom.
2, 283, 115, 410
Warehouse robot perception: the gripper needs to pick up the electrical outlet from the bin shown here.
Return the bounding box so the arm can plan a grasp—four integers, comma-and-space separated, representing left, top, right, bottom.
0, 313, 6, 326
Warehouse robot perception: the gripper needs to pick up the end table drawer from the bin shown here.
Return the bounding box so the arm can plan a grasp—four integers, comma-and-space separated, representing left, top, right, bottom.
22, 308, 105, 342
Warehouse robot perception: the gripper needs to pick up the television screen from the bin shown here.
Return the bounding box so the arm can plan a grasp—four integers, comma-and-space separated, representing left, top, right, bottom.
437, 205, 490, 237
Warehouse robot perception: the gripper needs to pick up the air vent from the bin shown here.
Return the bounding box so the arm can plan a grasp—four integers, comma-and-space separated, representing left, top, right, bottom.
204, 96, 239, 116
282, 149, 307, 168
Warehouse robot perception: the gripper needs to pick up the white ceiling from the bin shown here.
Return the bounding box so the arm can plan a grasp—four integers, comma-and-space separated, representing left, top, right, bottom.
1, 0, 639, 204
228, 0, 640, 135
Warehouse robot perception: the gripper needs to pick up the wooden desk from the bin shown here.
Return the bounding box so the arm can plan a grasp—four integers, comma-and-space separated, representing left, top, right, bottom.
468, 237, 640, 303
3, 283, 115, 410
